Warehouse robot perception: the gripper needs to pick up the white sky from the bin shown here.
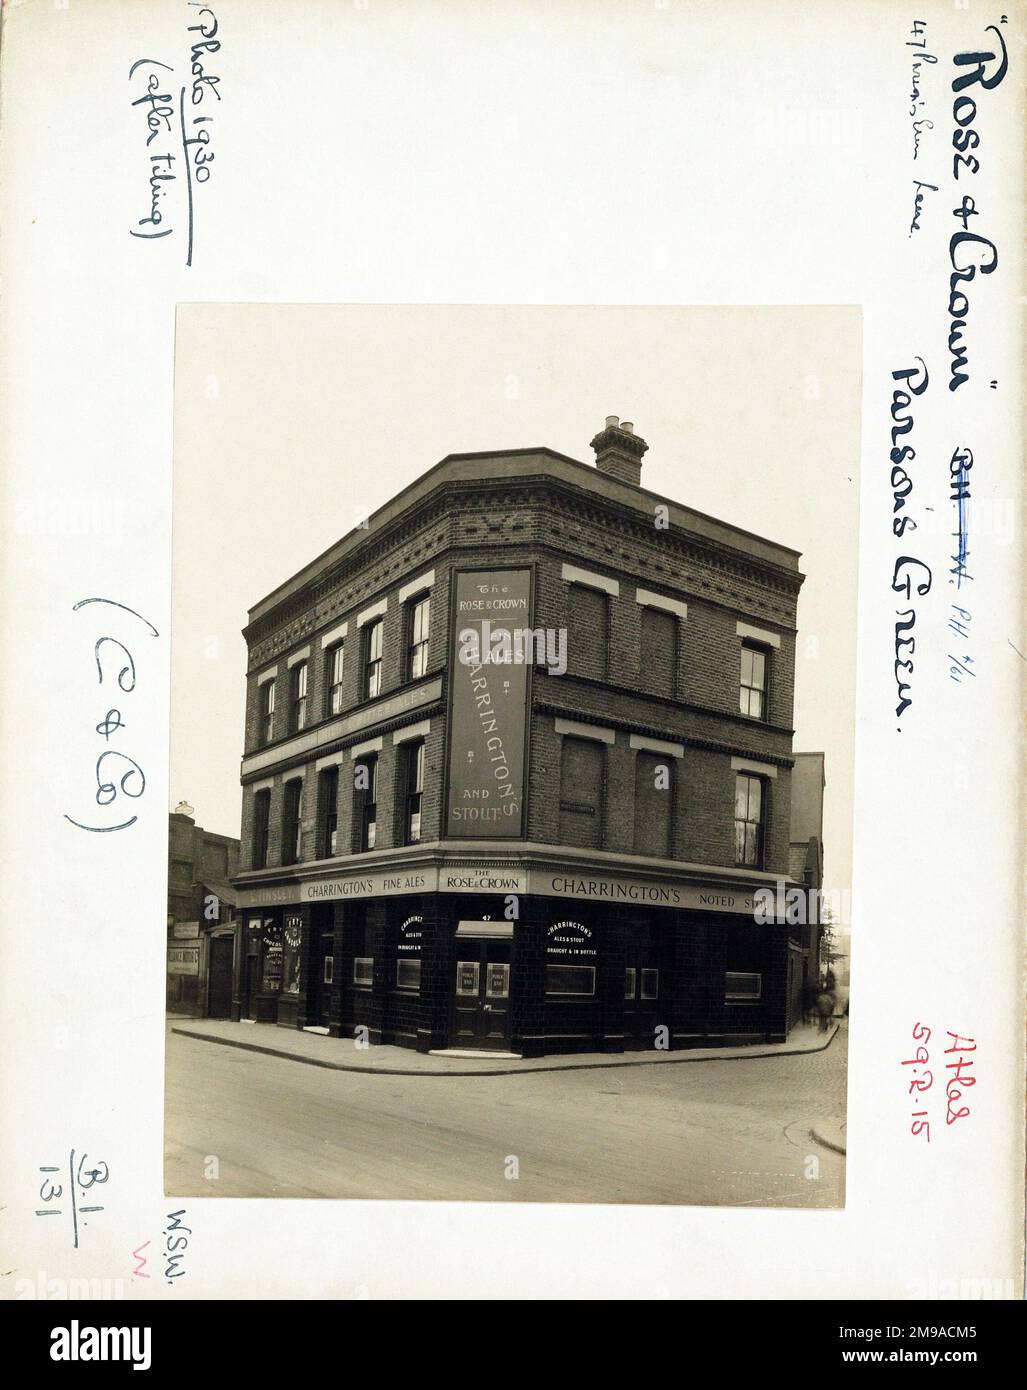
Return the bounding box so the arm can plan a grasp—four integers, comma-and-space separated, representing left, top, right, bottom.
172, 304, 860, 919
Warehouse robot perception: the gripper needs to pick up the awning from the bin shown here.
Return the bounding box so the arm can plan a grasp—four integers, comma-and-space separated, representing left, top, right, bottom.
456, 920, 514, 938
201, 879, 239, 907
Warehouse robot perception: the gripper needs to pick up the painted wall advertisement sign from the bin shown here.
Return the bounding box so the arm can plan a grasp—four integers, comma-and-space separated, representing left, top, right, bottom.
446, 569, 531, 839
167, 946, 199, 976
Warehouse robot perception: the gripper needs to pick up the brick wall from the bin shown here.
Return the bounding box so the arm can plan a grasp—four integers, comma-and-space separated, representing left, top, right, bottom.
237, 467, 800, 881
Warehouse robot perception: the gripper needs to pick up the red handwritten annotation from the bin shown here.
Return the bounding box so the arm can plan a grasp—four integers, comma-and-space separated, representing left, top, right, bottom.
902, 1023, 977, 1141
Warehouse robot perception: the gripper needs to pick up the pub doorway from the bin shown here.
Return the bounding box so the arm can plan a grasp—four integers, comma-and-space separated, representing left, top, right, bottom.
624, 921, 671, 1050
207, 933, 234, 1019
306, 926, 335, 1030
450, 922, 513, 1050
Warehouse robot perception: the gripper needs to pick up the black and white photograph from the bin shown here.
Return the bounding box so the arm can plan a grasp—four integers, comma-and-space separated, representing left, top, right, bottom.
3, 0, 1022, 1329
165, 304, 858, 1207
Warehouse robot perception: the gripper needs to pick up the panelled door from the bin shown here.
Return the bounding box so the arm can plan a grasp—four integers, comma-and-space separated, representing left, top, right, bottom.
624, 926, 668, 1048
451, 938, 512, 1049
307, 930, 335, 1028
207, 934, 234, 1019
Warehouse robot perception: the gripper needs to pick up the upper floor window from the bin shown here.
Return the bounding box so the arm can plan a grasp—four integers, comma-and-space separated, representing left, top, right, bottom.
260, 680, 275, 746
355, 756, 378, 851
318, 765, 339, 858
739, 643, 768, 720
325, 643, 345, 717
558, 736, 603, 849
734, 773, 765, 868
403, 740, 425, 844
633, 752, 673, 857
364, 620, 383, 700
251, 788, 271, 869
407, 597, 430, 681
290, 661, 309, 733
282, 779, 303, 865
567, 586, 609, 679
640, 606, 677, 698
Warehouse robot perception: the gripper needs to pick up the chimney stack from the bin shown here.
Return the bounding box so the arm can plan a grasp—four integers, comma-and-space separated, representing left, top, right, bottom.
590, 415, 648, 487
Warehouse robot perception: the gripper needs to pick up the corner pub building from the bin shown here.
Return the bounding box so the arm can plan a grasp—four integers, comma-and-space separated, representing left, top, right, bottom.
230, 417, 813, 1057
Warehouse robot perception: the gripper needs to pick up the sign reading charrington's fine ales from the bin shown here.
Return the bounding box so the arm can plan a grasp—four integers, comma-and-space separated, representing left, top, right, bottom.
446, 569, 531, 839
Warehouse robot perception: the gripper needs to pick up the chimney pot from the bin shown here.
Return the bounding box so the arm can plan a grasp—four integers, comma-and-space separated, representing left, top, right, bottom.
620, 421, 634, 434
605, 414, 620, 428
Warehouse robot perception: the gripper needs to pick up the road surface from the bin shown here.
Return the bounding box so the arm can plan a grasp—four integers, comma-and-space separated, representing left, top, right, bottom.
165, 1022, 847, 1207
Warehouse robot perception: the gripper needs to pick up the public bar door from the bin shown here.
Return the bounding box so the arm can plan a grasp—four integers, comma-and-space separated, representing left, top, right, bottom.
306, 929, 335, 1029
624, 925, 670, 1049
207, 934, 234, 1019
451, 930, 512, 1050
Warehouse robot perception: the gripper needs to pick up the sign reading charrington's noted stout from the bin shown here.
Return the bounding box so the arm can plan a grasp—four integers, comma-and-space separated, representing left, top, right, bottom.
446, 569, 530, 839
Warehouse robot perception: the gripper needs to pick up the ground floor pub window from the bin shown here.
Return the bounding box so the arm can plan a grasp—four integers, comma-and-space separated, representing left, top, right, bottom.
395, 914, 422, 992
353, 956, 373, 987
726, 971, 762, 1001
261, 922, 283, 993
545, 964, 596, 995
323, 956, 334, 985
396, 958, 421, 990
282, 916, 302, 995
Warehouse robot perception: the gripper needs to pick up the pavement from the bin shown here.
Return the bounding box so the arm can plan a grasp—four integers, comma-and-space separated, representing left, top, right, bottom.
171, 1017, 840, 1076
165, 1019, 848, 1205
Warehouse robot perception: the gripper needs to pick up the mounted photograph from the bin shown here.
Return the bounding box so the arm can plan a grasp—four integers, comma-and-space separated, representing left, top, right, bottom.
165, 303, 859, 1207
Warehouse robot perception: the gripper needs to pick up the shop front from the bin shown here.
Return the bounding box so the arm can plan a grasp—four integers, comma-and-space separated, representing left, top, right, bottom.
232, 864, 794, 1054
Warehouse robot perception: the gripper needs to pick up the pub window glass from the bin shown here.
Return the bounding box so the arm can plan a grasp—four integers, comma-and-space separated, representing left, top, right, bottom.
455, 961, 480, 995
364, 619, 383, 700
261, 926, 283, 993
544, 964, 596, 996
624, 967, 637, 1000
396, 958, 422, 991
282, 779, 303, 865
261, 679, 275, 746
486, 962, 510, 998
252, 789, 271, 869
726, 971, 762, 1001
319, 765, 339, 858
404, 740, 424, 844
291, 660, 308, 732
739, 643, 769, 720
356, 756, 378, 851
640, 968, 659, 1001
282, 919, 302, 996
326, 642, 345, 716
323, 956, 334, 986
407, 596, 430, 680
733, 773, 765, 868
353, 956, 374, 987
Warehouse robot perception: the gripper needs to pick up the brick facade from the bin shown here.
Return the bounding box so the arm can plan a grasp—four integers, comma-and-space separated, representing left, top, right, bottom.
228, 425, 810, 1053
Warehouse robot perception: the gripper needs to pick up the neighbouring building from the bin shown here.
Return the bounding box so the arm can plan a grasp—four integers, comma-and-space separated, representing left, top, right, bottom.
167, 802, 240, 1018
230, 417, 814, 1055
788, 751, 827, 1012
